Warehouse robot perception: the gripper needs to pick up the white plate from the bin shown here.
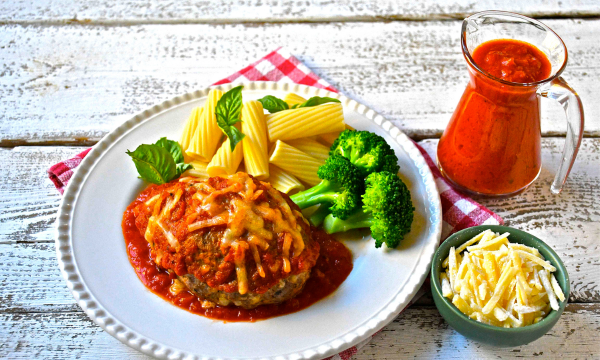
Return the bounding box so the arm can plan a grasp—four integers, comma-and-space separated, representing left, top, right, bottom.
56, 82, 442, 360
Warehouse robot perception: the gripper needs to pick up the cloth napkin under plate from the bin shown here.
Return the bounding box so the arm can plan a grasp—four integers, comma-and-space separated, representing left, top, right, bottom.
47, 47, 503, 360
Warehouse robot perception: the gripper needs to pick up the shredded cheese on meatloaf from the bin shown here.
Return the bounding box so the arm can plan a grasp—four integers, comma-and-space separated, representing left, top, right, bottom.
140, 172, 308, 295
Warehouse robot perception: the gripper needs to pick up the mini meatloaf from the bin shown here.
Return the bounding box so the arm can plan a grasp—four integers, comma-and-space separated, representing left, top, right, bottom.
132, 172, 320, 309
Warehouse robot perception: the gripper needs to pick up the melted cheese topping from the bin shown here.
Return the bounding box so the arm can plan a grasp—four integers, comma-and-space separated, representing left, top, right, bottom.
147, 173, 307, 295
145, 194, 161, 206
250, 243, 266, 278
232, 241, 250, 294
169, 279, 186, 296
160, 188, 183, 219
188, 212, 229, 232
282, 232, 293, 273
144, 193, 165, 248
147, 190, 183, 252
156, 220, 180, 251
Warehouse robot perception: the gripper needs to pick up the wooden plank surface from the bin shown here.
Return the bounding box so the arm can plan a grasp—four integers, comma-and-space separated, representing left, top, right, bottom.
1, 0, 599, 23
1, 19, 599, 146
0, 138, 597, 318
1, 304, 598, 359
355, 304, 600, 359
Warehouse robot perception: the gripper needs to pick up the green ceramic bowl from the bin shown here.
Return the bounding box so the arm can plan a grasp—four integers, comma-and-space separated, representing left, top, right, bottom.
431, 225, 570, 347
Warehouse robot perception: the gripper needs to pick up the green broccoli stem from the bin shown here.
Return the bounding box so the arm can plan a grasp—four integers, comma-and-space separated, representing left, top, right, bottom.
308, 205, 331, 227
323, 211, 374, 234
290, 180, 343, 209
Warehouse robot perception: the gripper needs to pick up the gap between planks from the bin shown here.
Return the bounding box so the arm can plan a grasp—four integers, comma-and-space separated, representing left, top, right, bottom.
2, 135, 600, 149
1, 0, 600, 25
2, 14, 600, 26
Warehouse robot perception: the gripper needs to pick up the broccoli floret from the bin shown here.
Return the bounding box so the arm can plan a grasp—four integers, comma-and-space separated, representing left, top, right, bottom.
290, 155, 364, 220
330, 129, 400, 177
322, 171, 414, 248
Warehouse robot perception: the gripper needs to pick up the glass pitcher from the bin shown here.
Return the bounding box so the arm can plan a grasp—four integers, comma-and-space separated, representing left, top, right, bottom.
437, 11, 584, 196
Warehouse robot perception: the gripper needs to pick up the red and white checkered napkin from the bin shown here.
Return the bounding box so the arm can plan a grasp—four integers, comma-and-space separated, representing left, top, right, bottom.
48, 148, 91, 195
48, 48, 502, 359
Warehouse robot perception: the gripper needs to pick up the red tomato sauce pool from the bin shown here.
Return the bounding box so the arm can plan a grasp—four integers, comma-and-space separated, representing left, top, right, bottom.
471, 39, 551, 83
122, 201, 353, 322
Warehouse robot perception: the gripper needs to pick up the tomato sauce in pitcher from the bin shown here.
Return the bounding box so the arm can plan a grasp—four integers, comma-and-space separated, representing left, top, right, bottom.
437, 39, 552, 195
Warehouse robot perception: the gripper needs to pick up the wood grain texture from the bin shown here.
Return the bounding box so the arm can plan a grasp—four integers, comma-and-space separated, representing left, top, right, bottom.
354, 304, 600, 359
0, 139, 597, 317
1, 304, 598, 359
1, 0, 599, 23
0, 147, 76, 243
0, 242, 77, 313
1, 19, 599, 145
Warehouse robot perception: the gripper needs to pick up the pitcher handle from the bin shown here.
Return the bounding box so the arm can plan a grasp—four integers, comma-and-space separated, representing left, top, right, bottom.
539, 77, 585, 194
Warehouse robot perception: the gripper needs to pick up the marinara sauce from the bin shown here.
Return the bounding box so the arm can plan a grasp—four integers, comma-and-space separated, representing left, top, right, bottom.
437, 39, 552, 195
122, 199, 353, 322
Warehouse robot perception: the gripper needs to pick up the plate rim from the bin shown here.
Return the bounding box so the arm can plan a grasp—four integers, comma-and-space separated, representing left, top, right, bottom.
55, 81, 442, 360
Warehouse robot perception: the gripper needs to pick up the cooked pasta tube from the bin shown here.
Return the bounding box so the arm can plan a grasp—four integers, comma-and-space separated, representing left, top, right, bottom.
179, 107, 204, 152
269, 140, 324, 186
266, 103, 345, 142
207, 138, 244, 177
241, 101, 269, 180
286, 138, 330, 163
183, 160, 209, 179
186, 89, 223, 161
317, 131, 342, 145
283, 93, 306, 107
266, 165, 305, 194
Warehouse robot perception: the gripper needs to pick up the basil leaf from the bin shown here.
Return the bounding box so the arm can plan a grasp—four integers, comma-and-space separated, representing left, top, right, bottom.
297, 96, 341, 108
126, 144, 177, 184
258, 95, 289, 113
176, 163, 193, 177
215, 85, 245, 151
155, 137, 185, 164
225, 127, 246, 152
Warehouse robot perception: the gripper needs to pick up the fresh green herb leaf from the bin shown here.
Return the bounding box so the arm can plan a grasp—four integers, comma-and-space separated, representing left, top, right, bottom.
127, 137, 192, 183
126, 144, 177, 184
176, 163, 193, 177
226, 127, 246, 152
215, 85, 245, 152
258, 95, 289, 113
297, 96, 341, 108
155, 137, 185, 163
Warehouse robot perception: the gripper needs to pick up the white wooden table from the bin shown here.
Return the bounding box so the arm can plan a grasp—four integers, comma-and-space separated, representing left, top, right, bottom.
1, 2, 599, 358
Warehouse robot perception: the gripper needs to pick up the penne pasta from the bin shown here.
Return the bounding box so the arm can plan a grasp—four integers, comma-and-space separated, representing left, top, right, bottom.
317, 131, 342, 145
183, 160, 210, 179
207, 138, 244, 177
283, 93, 306, 107
266, 103, 345, 142
241, 101, 269, 180
266, 165, 305, 194
179, 107, 204, 153
269, 140, 324, 186
286, 138, 330, 163
186, 89, 224, 162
